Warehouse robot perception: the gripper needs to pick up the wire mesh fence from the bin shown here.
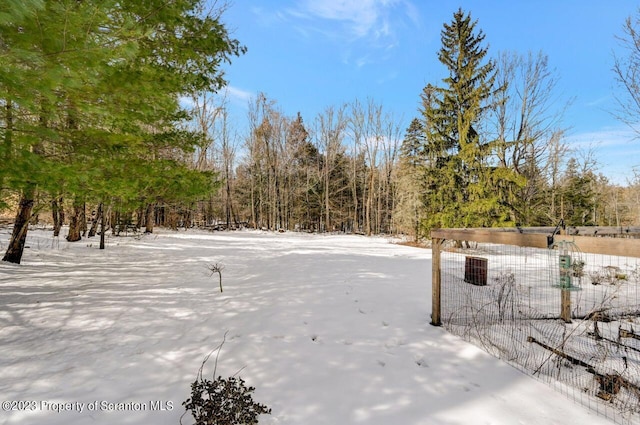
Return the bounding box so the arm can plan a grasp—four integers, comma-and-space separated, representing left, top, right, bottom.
431, 229, 640, 425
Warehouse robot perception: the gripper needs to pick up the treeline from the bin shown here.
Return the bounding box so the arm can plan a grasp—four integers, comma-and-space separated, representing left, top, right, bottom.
3, 5, 640, 265
190, 92, 640, 240
189, 94, 402, 234
196, 9, 640, 240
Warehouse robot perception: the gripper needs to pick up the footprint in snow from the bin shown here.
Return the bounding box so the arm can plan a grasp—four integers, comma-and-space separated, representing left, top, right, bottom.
385, 339, 407, 349
415, 358, 429, 368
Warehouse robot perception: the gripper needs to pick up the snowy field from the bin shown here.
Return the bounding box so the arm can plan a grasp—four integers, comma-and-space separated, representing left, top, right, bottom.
0, 228, 617, 425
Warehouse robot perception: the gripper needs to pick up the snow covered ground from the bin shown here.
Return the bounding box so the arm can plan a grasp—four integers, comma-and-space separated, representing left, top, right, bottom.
0, 228, 617, 425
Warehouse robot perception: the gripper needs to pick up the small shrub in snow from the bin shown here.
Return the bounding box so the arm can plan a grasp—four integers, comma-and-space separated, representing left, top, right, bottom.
183, 375, 271, 425
181, 333, 271, 425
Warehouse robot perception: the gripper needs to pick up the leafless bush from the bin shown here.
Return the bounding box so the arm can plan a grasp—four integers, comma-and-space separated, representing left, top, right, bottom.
208, 263, 225, 292
494, 271, 517, 322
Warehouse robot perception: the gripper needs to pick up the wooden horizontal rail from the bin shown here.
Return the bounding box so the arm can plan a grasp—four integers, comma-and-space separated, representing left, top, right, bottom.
430, 228, 549, 248
430, 228, 640, 258
514, 226, 640, 236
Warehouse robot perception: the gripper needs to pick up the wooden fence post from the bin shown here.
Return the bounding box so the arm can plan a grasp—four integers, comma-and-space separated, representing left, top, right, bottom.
557, 235, 572, 324
431, 237, 443, 326
560, 289, 572, 323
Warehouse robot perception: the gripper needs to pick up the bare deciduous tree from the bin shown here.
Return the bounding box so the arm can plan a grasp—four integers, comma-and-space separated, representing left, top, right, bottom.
491, 50, 570, 225
613, 12, 640, 136
314, 105, 348, 232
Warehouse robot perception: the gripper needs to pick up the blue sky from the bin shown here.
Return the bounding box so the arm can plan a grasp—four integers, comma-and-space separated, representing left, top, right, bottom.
219, 0, 640, 185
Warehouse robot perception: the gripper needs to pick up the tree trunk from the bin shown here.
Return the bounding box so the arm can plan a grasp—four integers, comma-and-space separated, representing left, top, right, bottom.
156, 206, 164, 228
52, 197, 64, 237
324, 166, 330, 232
80, 202, 87, 236
136, 205, 144, 230
144, 203, 155, 233
250, 173, 256, 228
66, 202, 83, 242
183, 206, 192, 229
88, 203, 103, 237
99, 206, 106, 250
112, 210, 120, 235
274, 172, 283, 230
225, 177, 233, 227
2, 189, 35, 264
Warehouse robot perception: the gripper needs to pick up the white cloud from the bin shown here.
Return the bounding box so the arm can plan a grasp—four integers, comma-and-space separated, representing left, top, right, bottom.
299, 0, 384, 39
356, 54, 372, 68
250, 6, 289, 27
289, 0, 419, 46
285, 0, 420, 61
403, 1, 421, 27
585, 95, 611, 107
224, 86, 254, 107
180, 88, 254, 112
565, 126, 635, 149
565, 126, 639, 184
178, 95, 196, 109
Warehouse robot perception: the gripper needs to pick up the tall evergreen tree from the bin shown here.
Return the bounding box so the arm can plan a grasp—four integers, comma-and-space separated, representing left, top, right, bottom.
424, 8, 519, 229
288, 112, 319, 230
394, 118, 426, 241
560, 158, 596, 226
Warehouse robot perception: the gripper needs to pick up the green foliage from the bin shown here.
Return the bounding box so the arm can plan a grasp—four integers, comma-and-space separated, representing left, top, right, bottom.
416, 8, 520, 231
394, 118, 428, 239
560, 158, 597, 226
399, 118, 426, 168
183, 376, 271, 425
182, 336, 271, 425
0, 0, 244, 251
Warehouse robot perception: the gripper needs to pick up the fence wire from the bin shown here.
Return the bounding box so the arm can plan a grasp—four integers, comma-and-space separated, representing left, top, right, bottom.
439, 242, 640, 424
